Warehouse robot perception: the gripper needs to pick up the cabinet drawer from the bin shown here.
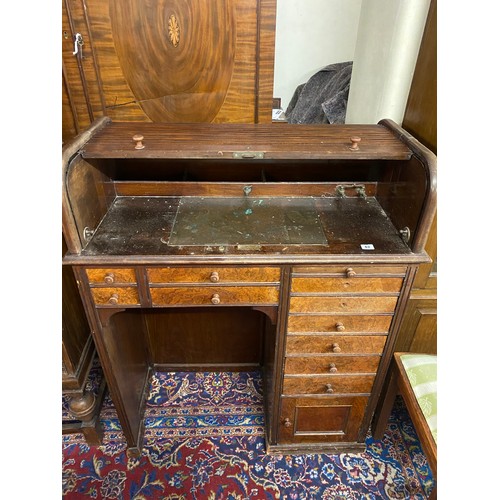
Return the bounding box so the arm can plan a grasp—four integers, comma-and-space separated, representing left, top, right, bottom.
283, 374, 375, 395
291, 277, 403, 294
289, 296, 398, 314
147, 267, 280, 283
287, 314, 393, 333
86, 268, 136, 284
150, 286, 279, 306
286, 335, 387, 355
279, 396, 369, 443
292, 266, 407, 277
91, 287, 140, 306
285, 355, 381, 375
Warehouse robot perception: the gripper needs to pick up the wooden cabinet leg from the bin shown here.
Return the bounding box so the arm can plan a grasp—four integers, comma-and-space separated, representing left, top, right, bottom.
372, 369, 398, 440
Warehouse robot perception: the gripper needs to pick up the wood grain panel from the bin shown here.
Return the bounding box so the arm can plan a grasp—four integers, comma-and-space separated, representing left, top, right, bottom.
147, 267, 280, 283
285, 335, 387, 355
287, 315, 393, 334
91, 286, 140, 305
285, 356, 381, 375
282, 375, 375, 395
293, 266, 407, 276
279, 396, 369, 443
291, 277, 403, 294
150, 286, 279, 306
87, 268, 137, 283
289, 296, 398, 314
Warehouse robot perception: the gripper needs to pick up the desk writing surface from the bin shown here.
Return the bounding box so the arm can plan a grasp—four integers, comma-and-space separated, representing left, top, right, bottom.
80, 195, 411, 257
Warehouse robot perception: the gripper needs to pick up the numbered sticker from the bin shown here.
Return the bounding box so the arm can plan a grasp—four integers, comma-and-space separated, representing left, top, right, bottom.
360, 244, 375, 250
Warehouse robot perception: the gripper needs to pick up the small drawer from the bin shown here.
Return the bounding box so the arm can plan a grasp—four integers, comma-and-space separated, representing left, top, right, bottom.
279, 396, 369, 443
287, 315, 393, 334
284, 355, 381, 375
282, 374, 375, 395
286, 335, 387, 355
292, 265, 407, 277
289, 296, 398, 314
86, 268, 136, 284
150, 286, 279, 306
91, 287, 140, 306
291, 277, 403, 294
147, 267, 280, 284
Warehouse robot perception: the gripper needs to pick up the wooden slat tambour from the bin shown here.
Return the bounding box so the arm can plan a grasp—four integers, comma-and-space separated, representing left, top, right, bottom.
81, 123, 412, 160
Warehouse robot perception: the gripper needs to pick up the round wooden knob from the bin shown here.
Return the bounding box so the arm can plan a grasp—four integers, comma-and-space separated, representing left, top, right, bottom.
104, 273, 115, 284
211, 293, 221, 305
332, 343, 341, 353
349, 136, 361, 150
325, 384, 334, 394
133, 134, 145, 150
108, 293, 119, 305
345, 267, 356, 278
335, 322, 345, 332
210, 271, 220, 283
283, 418, 292, 428
329, 363, 337, 373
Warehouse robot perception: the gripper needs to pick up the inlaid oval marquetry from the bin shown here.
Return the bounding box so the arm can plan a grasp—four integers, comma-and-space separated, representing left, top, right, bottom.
108, 0, 236, 122
168, 14, 180, 47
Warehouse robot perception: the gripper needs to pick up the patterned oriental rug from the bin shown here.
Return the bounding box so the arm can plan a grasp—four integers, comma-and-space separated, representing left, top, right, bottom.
62, 367, 435, 499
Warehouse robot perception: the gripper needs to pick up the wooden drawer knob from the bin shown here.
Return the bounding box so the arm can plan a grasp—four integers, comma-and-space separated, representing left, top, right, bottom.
345, 267, 356, 278
329, 363, 337, 373
104, 273, 115, 284
209, 271, 220, 283
108, 293, 119, 305
332, 343, 341, 353
211, 293, 221, 305
349, 136, 361, 150
283, 418, 292, 428
133, 134, 145, 150
335, 322, 345, 332
325, 384, 334, 394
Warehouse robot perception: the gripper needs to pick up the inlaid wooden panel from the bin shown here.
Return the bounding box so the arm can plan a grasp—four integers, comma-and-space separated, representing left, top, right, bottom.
289, 296, 398, 314
287, 315, 393, 334
147, 267, 280, 283
91, 286, 140, 305
87, 268, 136, 284
284, 356, 381, 375
150, 286, 279, 306
279, 396, 369, 443
63, 0, 276, 126
282, 375, 375, 395
286, 335, 387, 355
291, 277, 403, 294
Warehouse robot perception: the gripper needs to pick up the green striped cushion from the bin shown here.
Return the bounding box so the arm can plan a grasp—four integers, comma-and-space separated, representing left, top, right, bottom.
400, 354, 437, 443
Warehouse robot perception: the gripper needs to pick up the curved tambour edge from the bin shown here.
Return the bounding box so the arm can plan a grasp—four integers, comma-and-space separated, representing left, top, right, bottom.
79, 121, 412, 160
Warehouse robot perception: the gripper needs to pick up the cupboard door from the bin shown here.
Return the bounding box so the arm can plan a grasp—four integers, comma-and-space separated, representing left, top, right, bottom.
62, 0, 276, 137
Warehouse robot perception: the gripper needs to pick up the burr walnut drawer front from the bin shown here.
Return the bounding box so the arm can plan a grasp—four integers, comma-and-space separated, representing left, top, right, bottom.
149, 286, 279, 306
292, 266, 407, 277
291, 276, 403, 294
286, 335, 387, 355
284, 355, 381, 375
86, 268, 137, 284
90, 287, 140, 306
279, 396, 369, 443
147, 267, 280, 284
289, 296, 398, 314
282, 374, 376, 395
287, 314, 393, 334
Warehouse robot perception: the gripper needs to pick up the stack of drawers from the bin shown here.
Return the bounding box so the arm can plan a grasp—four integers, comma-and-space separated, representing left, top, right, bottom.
279, 265, 406, 445
147, 267, 280, 306
87, 268, 140, 307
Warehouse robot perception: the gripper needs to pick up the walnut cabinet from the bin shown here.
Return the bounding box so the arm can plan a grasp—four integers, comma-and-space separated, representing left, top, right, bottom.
62, 119, 436, 456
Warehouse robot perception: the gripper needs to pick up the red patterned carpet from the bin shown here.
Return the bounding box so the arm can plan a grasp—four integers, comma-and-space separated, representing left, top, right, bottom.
62, 369, 434, 499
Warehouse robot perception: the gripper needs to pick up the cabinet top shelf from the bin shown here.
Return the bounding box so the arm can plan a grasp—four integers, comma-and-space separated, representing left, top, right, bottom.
80, 121, 412, 161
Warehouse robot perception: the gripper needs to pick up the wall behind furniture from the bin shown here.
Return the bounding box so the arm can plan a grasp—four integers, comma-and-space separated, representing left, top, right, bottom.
273, 0, 362, 111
